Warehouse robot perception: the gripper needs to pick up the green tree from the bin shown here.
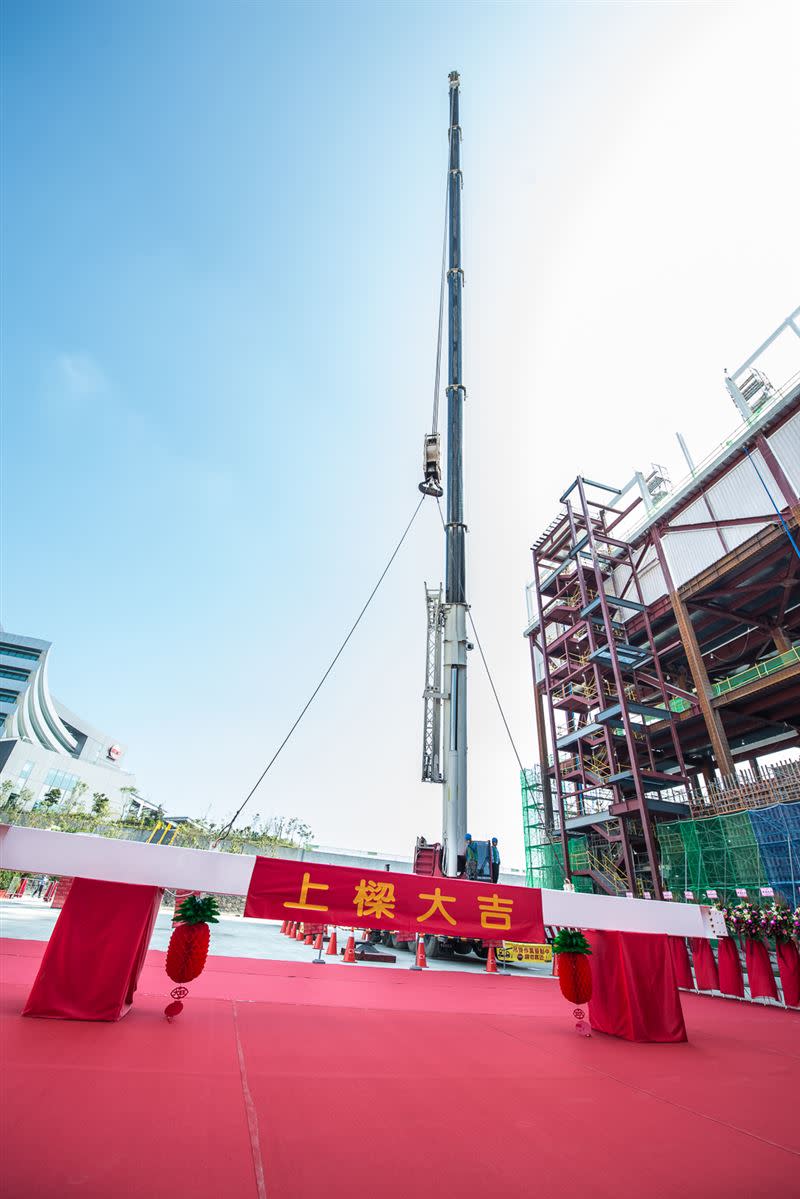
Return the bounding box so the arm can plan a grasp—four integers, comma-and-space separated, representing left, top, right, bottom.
119, 786, 143, 819
42, 787, 62, 809
91, 792, 110, 817
0, 779, 14, 808
140, 803, 163, 828
68, 781, 89, 812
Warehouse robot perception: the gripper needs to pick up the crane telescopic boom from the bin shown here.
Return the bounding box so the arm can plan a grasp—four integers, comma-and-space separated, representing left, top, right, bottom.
418, 71, 468, 879
440, 70, 468, 876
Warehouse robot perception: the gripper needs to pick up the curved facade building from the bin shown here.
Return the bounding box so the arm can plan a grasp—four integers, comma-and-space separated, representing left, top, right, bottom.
0, 630, 141, 816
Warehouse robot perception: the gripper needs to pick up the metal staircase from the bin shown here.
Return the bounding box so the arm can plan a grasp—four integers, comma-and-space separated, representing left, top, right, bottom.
530, 477, 701, 897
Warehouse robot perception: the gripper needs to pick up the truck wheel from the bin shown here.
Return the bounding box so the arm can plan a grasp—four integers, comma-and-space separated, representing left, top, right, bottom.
391, 934, 410, 952
424, 934, 442, 960
474, 945, 489, 960
381, 931, 393, 947
453, 942, 471, 956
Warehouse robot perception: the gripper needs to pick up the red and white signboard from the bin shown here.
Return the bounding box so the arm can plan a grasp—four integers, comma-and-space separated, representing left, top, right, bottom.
0, 824, 728, 940
684, 890, 694, 900
107, 744, 122, 761
760, 887, 775, 898
706, 889, 718, 899
663, 891, 673, 900
736, 888, 748, 898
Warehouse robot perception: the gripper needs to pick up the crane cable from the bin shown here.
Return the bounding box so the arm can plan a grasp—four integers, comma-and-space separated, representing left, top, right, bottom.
215, 496, 426, 844
434, 499, 568, 880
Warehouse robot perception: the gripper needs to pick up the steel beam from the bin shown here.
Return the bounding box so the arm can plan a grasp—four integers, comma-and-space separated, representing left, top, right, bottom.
652, 529, 736, 777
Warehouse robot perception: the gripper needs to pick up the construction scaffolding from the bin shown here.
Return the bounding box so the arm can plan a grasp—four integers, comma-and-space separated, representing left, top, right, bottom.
521, 768, 601, 894
529, 477, 698, 898
522, 762, 800, 906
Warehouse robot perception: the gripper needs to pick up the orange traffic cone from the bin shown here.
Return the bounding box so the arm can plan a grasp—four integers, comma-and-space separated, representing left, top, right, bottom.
304, 932, 314, 945
280, 920, 288, 935
326, 929, 338, 956
412, 934, 428, 970
296, 926, 304, 941
313, 929, 324, 951
343, 933, 356, 963
486, 946, 498, 973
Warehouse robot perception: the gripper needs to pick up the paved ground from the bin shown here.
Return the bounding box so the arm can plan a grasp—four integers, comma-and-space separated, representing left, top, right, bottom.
0, 897, 550, 977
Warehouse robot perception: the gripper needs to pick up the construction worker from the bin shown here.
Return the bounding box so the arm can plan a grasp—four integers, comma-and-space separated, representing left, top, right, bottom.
490, 838, 500, 884
464, 833, 478, 880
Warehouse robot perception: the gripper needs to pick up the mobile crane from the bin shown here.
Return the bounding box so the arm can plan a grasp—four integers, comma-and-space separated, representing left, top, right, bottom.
378, 72, 497, 961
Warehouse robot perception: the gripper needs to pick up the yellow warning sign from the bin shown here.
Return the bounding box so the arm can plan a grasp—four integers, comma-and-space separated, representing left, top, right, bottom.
497, 942, 552, 964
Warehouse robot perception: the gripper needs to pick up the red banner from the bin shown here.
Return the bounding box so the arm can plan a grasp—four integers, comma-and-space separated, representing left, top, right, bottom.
244, 857, 544, 943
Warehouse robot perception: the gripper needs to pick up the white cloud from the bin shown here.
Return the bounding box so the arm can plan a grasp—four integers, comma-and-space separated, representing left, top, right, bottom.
55, 352, 109, 398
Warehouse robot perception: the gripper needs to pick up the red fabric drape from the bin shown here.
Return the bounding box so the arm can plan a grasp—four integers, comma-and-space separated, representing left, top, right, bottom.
776, 941, 800, 1007
717, 937, 744, 997
744, 939, 778, 1000
668, 936, 694, 989
23, 878, 163, 1021
587, 930, 687, 1043
690, 938, 719, 991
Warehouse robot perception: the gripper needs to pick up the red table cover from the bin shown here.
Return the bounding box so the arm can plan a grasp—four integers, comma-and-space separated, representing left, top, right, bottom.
690, 937, 719, 991
717, 936, 745, 997
23, 877, 163, 1021
744, 938, 778, 1000
668, 936, 694, 989
587, 930, 687, 1043
776, 940, 800, 1007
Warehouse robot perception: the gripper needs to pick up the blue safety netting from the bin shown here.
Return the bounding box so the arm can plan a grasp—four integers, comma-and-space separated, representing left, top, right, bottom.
748, 803, 800, 908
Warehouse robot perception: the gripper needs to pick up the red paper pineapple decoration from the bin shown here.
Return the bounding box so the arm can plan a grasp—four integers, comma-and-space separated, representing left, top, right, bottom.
553, 928, 592, 1035
165, 894, 220, 1018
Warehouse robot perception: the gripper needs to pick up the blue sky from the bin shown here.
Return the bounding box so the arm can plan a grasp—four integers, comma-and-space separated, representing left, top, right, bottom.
2, 2, 799, 866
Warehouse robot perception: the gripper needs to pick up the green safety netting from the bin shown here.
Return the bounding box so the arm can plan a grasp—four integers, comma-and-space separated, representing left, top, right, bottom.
521, 768, 800, 901
520, 769, 593, 893
656, 812, 768, 900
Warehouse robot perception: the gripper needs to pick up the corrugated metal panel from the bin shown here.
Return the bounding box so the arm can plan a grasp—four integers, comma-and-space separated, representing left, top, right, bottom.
610, 562, 632, 597
607, 545, 665, 615
638, 555, 668, 605
767, 412, 800, 496
662, 528, 722, 588
706, 450, 780, 518
662, 450, 779, 582
670, 495, 715, 527
704, 451, 776, 552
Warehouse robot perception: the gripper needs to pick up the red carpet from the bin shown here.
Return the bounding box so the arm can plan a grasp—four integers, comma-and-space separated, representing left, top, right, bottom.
1, 937, 798, 1199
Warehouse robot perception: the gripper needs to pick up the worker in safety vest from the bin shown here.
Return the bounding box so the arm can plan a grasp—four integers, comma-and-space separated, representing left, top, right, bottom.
490, 838, 500, 884
464, 833, 478, 880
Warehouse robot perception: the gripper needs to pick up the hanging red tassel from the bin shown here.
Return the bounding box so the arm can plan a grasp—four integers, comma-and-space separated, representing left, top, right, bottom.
164, 896, 219, 1018
553, 929, 593, 1023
